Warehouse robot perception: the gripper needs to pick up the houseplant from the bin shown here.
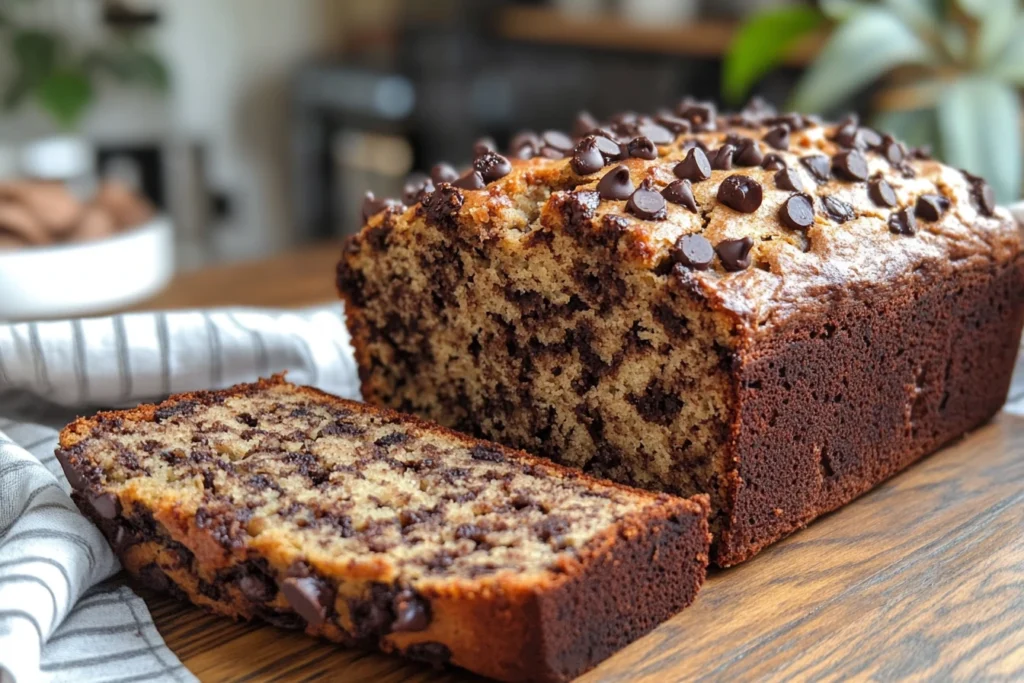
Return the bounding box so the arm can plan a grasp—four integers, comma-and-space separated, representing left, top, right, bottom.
723, 0, 1024, 203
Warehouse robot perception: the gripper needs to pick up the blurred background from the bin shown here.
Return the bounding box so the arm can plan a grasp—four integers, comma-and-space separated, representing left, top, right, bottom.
0, 0, 1021, 317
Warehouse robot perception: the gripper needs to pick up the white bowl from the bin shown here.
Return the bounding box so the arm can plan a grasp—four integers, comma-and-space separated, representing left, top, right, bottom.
0, 216, 174, 320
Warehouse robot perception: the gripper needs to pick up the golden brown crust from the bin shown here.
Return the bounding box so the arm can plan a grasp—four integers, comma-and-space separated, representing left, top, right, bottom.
57, 377, 710, 682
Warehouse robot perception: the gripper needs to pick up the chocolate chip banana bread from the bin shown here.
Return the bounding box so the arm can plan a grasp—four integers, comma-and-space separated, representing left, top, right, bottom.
337, 99, 1024, 566
56, 376, 710, 683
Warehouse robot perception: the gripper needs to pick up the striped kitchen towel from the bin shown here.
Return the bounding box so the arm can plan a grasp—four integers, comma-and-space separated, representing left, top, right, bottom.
0, 305, 359, 683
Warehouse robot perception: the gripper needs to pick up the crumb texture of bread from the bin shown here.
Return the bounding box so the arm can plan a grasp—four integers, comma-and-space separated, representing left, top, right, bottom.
337, 105, 1024, 566
56, 376, 709, 683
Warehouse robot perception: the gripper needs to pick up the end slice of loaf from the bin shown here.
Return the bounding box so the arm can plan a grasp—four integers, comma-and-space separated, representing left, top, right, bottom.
57, 375, 709, 683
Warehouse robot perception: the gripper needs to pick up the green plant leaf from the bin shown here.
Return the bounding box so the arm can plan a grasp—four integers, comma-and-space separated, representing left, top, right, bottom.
790, 7, 939, 114
937, 76, 1022, 202
35, 68, 93, 130
989, 15, 1024, 83
85, 47, 170, 91
958, 0, 1019, 66
722, 6, 824, 105
12, 30, 59, 83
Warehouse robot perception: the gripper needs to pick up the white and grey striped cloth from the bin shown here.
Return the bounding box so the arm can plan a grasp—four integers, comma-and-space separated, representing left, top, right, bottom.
0, 305, 360, 683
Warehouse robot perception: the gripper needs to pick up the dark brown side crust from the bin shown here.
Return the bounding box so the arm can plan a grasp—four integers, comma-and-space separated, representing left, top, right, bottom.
718, 258, 1024, 566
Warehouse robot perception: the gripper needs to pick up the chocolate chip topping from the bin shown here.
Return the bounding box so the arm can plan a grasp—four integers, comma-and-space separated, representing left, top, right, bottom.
880, 135, 905, 165
761, 153, 787, 171
281, 576, 333, 627
361, 192, 401, 223
735, 140, 764, 167
473, 151, 512, 183
763, 125, 790, 150
674, 148, 711, 182
626, 136, 658, 160
801, 155, 832, 184
626, 187, 667, 220
915, 194, 950, 221
822, 195, 855, 223
868, 177, 897, 207
671, 234, 714, 269
597, 165, 635, 200
473, 137, 496, 155
716, 236, 754, 272
717, 175, 763, 214
860, 127, 883, 148
637, 123, 674, 146
654, 114, 691, 134
402, 175, 434, 205
452, 170, 486, 190
572, 110, 600, 138
430, 163, 458, 184
974, 180, 996, 217
55, 450, 89, 490
391, 589, 431, 632
832, 149, 869, 181
542, 130, 574, 153
774, 168, 804, 192
570, 137, 605, 175
662, 179, 697, 212
779, 194, 815, 231
888, 207, 917, 235
87, 492, 121, 519
710, 144, 735, 171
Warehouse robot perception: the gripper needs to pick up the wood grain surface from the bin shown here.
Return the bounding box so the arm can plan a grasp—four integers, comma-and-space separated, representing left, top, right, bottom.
130, 244, 1024, 682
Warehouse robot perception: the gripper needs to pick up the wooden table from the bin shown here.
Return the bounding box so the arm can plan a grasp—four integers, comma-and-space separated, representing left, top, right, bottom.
133, 245, 1024, 682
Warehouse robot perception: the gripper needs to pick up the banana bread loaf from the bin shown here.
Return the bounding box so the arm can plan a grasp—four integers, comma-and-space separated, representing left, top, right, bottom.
337, 100, 1024, 566
56, 376, 710, 683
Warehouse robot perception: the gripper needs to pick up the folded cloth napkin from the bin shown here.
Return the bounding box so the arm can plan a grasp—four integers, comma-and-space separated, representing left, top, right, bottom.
0, 305, 359, 683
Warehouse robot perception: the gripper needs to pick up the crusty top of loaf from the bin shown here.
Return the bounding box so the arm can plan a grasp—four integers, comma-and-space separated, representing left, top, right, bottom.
354, 101, 1021, 330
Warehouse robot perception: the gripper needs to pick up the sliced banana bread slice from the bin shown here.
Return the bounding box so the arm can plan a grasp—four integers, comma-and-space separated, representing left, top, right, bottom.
56, 375, 709, 683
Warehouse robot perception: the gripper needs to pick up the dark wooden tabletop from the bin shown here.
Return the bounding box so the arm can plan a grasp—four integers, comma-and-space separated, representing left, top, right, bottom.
131, 244, 1024, 682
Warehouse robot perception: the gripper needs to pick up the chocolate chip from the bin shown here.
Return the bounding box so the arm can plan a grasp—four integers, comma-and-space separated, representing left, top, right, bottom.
597, 165, 634, 200
716, 236, 754, 272
430, 163, 458, 184
833, 123, 865, 150
677, 101, 717, 130
637, 123, 674, 146
822, 195, 855, 223
470, 444, 505, 462
680, 138, 709, 154
509, 131, 540, 159
800, 155, 831, 183
55, 450, 88, 490
763, 125, 790, 150
674, 148, 711, 182
717, 175, 763, 213
473, 137, 496, 155
542, 130, 574, 153
860, 127, 883, 148
361, 192, 401, 223
402, 175, 434, 205
774, 168, 804, 192
671, 234, 714, 269
779, 194, 815, 231
833, 149, 869, 181
391, 590, 431, 632
452, 170, 485, 190
973, 180, 996, 217
571, 137, 605, 175
281, 576, 332, 627
889, 207, 917, 235
880, 136, 905, 165
915, 194, 950, 221
868, 177, 897, 207
572, 110, 600, 138
87, 492, 120, 520
627, 136, 658, 160
761, 153, 787, 171
711, 144, 735, 170
662, 179, 697, 212
735, 141, 764, 167
593, 135, 624, 161
655, 114, 691, 134
627, 188, 667, 220
473, 151, 512, 182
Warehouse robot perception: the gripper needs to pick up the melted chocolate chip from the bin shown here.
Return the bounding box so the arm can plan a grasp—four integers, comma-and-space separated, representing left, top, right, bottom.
627, 188, 667, 220
402, 175, 434, 205
571, 137, 605, 175
774, 168, 804, 192
627, 136, 658, 160
281, 576, 333, 627
915, 194, 950, 221
672, 234, 714, 269
597, 165, 634, 200
761, 153, 787, 171
832, 149, 869, 181
674, 148, 711, 182
87, 492, 121, 520
779, 194, 815, 231
763, 125, 790, 150
717, 175, 763, 213
889, 207, 917, 235
711, 144, 735, 170
391, 590, 431, 632
430, 163, 458, 184
662, 179, 697, 212
735, 141, 764, 167
55, 450, 89, 491
822, 195, 855, 223
361, 192, 401, 223
716, 236, 754, 272
473, 151, 512, 182
868, 177, 897, 207
800, 154, 831, 183
452, 170, 486, 190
